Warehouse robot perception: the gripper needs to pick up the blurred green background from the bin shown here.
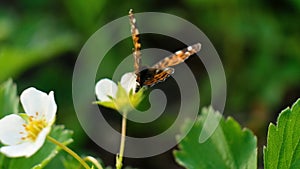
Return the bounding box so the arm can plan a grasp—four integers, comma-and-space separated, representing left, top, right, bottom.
1, 0, 299, 168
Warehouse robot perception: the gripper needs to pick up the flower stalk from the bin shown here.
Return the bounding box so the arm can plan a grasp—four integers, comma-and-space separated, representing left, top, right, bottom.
83, 156, 103, 169
116, 111, 128, 169
95, 72, 145, 169
47, 136, 92, 169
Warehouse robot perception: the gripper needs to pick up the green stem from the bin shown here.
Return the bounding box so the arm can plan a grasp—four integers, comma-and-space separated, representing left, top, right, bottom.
83, 156, 104, 169
47, 136, 91, 169
116, 111, 127, 169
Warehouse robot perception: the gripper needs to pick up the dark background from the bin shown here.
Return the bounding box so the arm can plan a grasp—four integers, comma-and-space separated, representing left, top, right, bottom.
1, 0, 299, 168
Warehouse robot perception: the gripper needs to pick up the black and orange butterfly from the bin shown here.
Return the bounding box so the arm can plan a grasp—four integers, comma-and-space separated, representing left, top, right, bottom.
129, 9, 201, 91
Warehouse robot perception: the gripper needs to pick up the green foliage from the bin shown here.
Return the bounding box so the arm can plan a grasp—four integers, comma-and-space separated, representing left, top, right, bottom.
129, 87, 146, 109
62, 155, 105, 169
114, 83, 131, 113
1, 125, 73, 169
63, 0, 106, 36
264, 99, 300, 169
62, 155, 82, 169
0, 8, 79, 82
115, 83, 145, 113
174, 107, 257, 169
0, 79, 19, 117
184, 0, 300, 110
105, 166, 138, 169
0, 79, 19, 168
94, 100, 117, 110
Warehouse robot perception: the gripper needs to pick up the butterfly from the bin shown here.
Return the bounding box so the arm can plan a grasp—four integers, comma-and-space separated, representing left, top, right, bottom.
129, 9, 201, 91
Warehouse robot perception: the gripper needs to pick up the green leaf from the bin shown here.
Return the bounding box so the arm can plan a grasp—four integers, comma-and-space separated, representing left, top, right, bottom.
174, 107, 257, 169
114, 83, 132, 113
0, 79, 19, 118
264, 99, 300, 169
2, 125, 73, 169
94, 101, 117, 110
130, 87, 146, 108
115, 83, 129, 102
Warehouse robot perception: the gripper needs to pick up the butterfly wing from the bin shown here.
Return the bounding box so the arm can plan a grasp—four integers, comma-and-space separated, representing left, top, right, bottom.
142, 68, 175, 87
152, 43, 201, 69
129, 9, 142, 74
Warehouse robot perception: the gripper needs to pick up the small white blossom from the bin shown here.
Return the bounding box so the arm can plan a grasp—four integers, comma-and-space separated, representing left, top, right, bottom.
0, 87, 57, 158
95, 72, 143, 112
95, 72, 137, 102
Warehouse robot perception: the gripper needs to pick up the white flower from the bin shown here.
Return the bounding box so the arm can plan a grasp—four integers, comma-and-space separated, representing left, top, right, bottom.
95, 72, 137, 102
95, 72, 144, 112
0, 87, 57, 158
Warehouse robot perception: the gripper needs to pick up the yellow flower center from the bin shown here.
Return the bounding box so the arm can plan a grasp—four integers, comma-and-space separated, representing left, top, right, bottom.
21, 113, 48, 142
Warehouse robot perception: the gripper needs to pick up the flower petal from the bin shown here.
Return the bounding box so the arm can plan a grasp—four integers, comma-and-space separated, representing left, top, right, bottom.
44, 91, 57, 124
20, 87, 57, 121
95, 78, 117, 101
120, 72, 137, 94
0, 127, 50, 158
0, 114, 26, 145
25, 127, 50, 157
0, 142, 34, 158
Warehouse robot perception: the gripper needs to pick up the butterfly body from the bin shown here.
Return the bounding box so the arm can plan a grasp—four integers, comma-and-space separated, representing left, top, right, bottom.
129, 9, 201, 91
